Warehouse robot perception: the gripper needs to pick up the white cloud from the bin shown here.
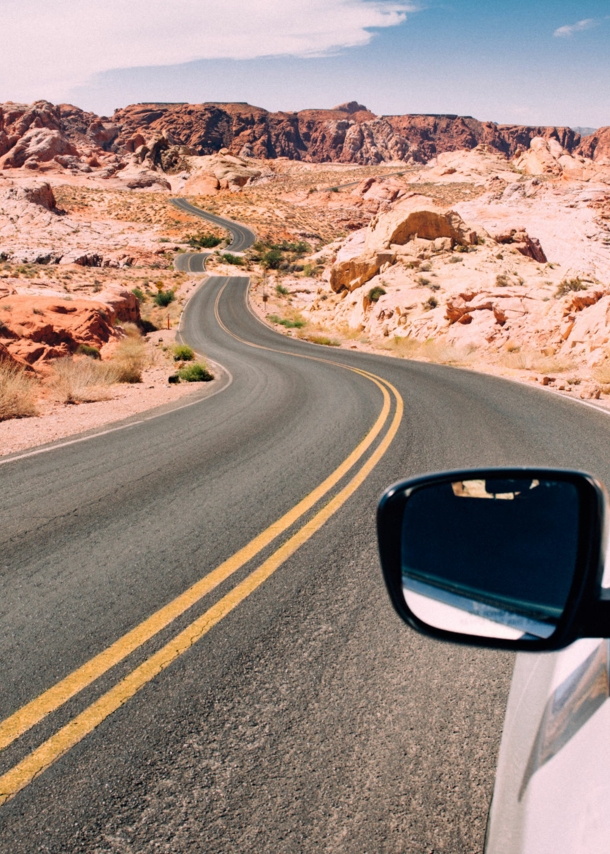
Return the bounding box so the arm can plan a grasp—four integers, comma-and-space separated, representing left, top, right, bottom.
0, 0, 414, 103
554, 18, 598, 38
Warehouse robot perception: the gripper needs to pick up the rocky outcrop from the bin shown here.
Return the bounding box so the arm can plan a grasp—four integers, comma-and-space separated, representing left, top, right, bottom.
577, 127, 610, 164
492, 228, 547, 263
330, 197, 477, 292
0, 288, 139, 366
112, 103, 582, 166
0, 99, 589, 172
184, 150, 266, 194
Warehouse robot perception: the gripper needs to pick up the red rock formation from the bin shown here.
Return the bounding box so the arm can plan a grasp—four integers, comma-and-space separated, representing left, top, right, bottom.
576, 127, 610, 163
111, 103, 581, 165
0, 98, 588, 170
0, 291, 140, 366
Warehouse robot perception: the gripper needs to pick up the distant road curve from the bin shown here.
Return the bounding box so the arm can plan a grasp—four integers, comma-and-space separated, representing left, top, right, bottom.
170, 198, 256, 272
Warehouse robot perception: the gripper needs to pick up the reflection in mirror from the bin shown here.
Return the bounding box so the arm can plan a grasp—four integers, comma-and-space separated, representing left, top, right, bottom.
401, 477, 580, 641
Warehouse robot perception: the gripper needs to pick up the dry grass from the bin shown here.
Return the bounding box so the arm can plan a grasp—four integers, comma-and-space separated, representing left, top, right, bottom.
383, 336, 477, 366
593, 359, 610, 393
50, 357, 115, 404
111, 330, 148, 383
497, 349, 575, 374
0, 362, 39, 421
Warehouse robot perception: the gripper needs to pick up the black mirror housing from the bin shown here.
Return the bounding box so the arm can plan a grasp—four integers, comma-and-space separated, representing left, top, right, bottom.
377, 468, 608, 651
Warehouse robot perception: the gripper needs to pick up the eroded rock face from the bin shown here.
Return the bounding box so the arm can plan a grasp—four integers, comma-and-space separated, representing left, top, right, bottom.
330, 198, 477, 292
112, 103, 582, 165
577, 127, 610, 164
0, 289, 140, 366
0, 99, 586, 171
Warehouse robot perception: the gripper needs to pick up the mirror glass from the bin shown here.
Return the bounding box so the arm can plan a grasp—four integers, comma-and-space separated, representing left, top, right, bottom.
401, 476, 580, 640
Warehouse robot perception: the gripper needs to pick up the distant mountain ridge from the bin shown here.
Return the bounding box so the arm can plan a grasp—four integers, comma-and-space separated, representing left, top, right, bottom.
0, 99, 608, 173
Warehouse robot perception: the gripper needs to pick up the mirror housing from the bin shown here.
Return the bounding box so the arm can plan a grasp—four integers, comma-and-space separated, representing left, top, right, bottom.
377, 468, 609, 651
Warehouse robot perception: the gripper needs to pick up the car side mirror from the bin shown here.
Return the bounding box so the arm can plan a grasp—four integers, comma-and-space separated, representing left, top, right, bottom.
377, 468, 609, 651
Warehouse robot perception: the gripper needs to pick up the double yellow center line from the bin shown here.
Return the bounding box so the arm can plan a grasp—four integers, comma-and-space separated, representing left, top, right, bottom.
0, 278, 403, 806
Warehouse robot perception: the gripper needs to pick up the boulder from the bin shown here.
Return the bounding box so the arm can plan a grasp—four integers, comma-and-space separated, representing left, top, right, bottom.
183, 172, 220, 195
493, 228, 547, 263
0, 291, 140, 366
330, 251, 395, 293
330, 198, 477, 292
0, 127, 77, 169
364, 197, 476, 255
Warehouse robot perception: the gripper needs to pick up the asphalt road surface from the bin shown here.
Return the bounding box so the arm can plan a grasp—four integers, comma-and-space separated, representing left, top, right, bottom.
171, 199, 256, 272
3, 275, 610, 853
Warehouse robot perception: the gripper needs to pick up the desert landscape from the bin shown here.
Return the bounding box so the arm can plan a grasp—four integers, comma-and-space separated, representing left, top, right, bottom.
2, 97, 610, 454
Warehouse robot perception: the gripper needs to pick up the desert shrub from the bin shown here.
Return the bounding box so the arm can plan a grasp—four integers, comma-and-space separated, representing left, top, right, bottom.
153, 289, 175, 307
304, 334, 340, 346
177, 362, 214, 382
368, 286, 386, 303
593, 360, 610, 392
417, 276, 431, 287
111, 333, 147, 383
221, 253, 244, 266
261, 249, 282, 270
173, 344, 195, 361
50, 357, 115, 403
496, 274, 510, 287
188, 233, 222, 249
330, 187, 339, 193
268, 314, 306, 329
131, 287, 146, 303
556, 277, 588, 298
423, 296, 438, 311
497, 349, 575, 373
121, 323, 142, 339
384, 336, 477, 366
276, 283, 289, 296
76, 343, 101, 360
0, 363, 38, 420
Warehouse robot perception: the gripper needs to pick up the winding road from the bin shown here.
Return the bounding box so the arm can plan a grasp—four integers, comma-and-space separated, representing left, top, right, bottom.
3, 263, 610, 851
171, 198, 256, 272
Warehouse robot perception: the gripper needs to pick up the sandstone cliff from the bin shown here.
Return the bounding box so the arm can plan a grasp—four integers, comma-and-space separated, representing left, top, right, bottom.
1, 98, 603, 174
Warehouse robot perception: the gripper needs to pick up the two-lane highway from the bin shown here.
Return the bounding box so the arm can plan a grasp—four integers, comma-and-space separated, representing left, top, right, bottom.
171, 198, 256, 272
3, 274, 610, 852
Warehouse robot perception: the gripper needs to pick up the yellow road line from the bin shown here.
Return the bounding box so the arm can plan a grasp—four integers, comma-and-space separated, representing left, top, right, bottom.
0, 372, 390, 754
0, 375, 403, 807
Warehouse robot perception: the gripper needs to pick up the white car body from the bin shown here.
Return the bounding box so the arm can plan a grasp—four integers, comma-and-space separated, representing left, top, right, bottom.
487, 638, 610, 853
487, 546, 610, 853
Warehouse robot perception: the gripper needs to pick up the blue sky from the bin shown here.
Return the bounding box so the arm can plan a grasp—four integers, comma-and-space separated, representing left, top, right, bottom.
3, 1, 609, 126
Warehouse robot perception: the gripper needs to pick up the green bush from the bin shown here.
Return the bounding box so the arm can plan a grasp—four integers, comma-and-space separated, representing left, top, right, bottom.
556, 277, 588, 298
131, 287, 146, 303
221, 253, 244, 266
276, 283, 289, 295
76, 344, 101, 360
153, 289, 175, 307
173, 344, 195, 361
269, 314, 306, 329
368, 286, 386, 303
177, 362, 214, 382
188, 233, 222, 249
261, 249, 282, 270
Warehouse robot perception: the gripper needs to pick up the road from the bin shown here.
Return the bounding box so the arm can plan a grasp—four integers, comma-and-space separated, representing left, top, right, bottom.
171, 198, 256, 272
3, 275, 610, 852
